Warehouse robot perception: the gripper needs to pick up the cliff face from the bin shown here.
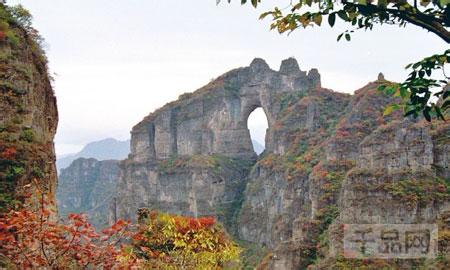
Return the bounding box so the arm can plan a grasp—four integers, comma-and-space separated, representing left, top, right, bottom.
114, 57, 321, 227
115, 58, 449, 269
57, 158, 119, 228
0, 4, 58, 208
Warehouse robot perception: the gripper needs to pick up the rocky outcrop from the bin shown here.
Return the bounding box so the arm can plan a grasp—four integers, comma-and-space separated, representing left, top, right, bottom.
114, 57, 322, 229
0, 4, 58, 209
57, 158, 119, 228
116, 58, 449, 269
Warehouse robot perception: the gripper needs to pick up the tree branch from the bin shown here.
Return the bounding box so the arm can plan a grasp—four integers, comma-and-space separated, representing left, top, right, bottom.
343, 1, 450, 43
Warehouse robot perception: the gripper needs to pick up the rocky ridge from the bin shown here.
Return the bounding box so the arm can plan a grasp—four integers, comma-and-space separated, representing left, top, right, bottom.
113, 58, 449, 269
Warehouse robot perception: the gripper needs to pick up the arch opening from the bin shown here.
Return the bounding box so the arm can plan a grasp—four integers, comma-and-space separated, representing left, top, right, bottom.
247, 107, 268, 155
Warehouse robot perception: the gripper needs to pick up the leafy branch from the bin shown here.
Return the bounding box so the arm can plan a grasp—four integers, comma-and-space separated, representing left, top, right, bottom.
219, 0, 450, 121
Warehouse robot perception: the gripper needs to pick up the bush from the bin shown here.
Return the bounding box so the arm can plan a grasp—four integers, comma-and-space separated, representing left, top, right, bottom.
19, 128, 34, 142
127, 210, 242, 269
0, 184, 130, 269
0, 183, 241, 269
5, 29, 19, 46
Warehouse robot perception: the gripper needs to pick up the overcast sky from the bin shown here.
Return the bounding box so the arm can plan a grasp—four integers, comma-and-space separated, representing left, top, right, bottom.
9, 0, 448, 155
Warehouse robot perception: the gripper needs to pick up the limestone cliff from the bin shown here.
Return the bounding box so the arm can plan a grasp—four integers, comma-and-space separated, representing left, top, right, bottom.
113, 58, 321, 229
57, 158, 119, 228
115, 58, 449, 269
0, 4, 58, 208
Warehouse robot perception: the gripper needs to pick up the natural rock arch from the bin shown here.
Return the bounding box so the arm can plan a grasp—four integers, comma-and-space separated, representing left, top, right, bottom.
129, 57, 321, 162
246, 106, 269, 153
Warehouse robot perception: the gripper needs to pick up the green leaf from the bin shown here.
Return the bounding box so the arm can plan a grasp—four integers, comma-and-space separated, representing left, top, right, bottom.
328, 13, 336, 27
251, 0, 258, 8
434, 106, 445, 120
378, 0, 388, 7
404, 109, 417, 118
337, 33, 343, 41
399, 87, 408, 98
345, 33, 351, 41
442, 100, 450, 110
259, 12, 271, 20
313, 14, 322, 26
378, 85, 386, 91
385, 86, 396, 95
443, 91, 449, 99
337, 10, 348, 21
423, 107, 431, 121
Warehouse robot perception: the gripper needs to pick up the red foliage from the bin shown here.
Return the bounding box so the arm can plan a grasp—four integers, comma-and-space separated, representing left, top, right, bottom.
437, 184, 447, 193
198, 216, 215, 227
174, 216, 216, 234
0, 147, 17, 160
0, 185, 130, 269
0, 31, 5, 41
312, 163, 328, 179
335, 128, 351, 138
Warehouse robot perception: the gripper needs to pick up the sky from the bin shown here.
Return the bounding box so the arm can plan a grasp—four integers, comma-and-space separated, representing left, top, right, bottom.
8, 0, 448, 155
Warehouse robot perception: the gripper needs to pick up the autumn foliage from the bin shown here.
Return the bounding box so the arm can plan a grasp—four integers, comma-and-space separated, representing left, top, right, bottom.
0, 183, 241, 269
0, 147, 16, 160
123, 211, 241, 269
0, 183, 129, 269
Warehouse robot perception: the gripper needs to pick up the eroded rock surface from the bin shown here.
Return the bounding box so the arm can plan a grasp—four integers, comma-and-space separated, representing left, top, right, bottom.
0, 5, 58, 208
57, 158, 119, 228
115, 58, 449, 269
114, 58, 322, 229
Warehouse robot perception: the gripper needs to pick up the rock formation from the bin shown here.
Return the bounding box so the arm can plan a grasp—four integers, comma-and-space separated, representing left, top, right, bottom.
0, 4, 58, 209
57, 158, 120, 228
114, 58, 449, 269
113, 57, 321, 227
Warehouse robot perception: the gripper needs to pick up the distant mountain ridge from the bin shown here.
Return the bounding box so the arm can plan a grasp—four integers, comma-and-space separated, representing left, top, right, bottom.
56, 138, 130, 171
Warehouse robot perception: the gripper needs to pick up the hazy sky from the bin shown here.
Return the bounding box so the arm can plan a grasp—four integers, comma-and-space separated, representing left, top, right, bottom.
9, 0, 448, 155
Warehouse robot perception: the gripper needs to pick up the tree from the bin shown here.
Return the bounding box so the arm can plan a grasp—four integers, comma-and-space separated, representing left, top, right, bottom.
120, 210, 241, 269
220, 0, 449, 121
0, 182, 241, 269
0, 181, 130, 269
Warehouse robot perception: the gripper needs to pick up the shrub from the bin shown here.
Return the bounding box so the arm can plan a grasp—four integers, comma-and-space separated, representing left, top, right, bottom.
19, 128, 34, 142
5, 30, 19, 46
126, 211, 242, 269
5, 165, 24, 180
0, 183, 241, 269
0, 183, 130, 269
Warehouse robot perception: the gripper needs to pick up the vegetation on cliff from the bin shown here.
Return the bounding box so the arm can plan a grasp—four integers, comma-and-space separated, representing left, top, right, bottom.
0, 3, 57, 209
